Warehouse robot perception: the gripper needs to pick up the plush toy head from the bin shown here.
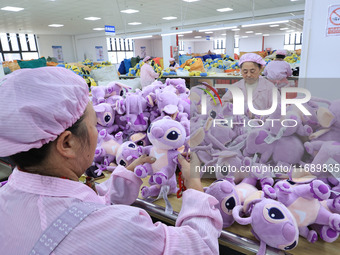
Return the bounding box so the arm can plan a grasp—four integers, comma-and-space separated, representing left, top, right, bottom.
233, 192, 299, 252
116, 141, 140, 167
147, 117, 186, 150
156, 90, 180, 115
204, 179, 240, 228
93, 103, 115, 127
129, 132, 150, 147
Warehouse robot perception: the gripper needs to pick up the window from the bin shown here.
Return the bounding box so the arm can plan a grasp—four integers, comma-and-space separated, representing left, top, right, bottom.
0, 33, 39, 61
179, 41, 184, 51
107, 38, 134, 64
284, 32, 302, 51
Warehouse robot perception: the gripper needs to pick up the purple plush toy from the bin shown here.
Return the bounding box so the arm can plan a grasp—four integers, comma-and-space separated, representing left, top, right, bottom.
204, 178, 276, 228
93, 103, 119, 134
129, 132, 151, 147
274, 179, 340, 242
134, 117, 186, 199
232, 191, 299, 255
91, 82, 129, 105
115, 141, 141, 167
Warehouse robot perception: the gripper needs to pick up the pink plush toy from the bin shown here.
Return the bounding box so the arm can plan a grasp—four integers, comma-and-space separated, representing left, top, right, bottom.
93, 103, 119, 134
134, 117, 186, 199
165, 78, 190, 99
243, 129, 305, 166
274, 179, 340, 242
232, 191, 299, 255
91, 82, 129, 105
204, 178, 276, 228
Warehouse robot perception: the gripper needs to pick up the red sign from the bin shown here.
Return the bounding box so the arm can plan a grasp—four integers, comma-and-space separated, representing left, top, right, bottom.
327, 5, 340, 36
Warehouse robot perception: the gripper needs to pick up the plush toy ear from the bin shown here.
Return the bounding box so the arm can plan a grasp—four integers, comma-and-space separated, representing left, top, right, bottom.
317, 107, 335, 128
212, 150, 238, 158
232, 205, 252, 225
93, 104, 106, 113
188, 127, 205, 147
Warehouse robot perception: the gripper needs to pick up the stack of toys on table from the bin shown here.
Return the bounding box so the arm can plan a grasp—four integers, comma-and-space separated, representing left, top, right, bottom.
126, 59, 163, 78
90, 76, 340, 254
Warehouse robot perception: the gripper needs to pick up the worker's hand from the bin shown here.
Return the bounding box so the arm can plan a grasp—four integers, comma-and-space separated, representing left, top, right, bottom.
177, 153, 203, 192
126, 155, 156, 171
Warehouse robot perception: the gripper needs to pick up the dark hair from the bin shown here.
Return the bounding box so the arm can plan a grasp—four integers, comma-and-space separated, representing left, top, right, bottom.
240, 62, 262, 69
10, 111, 89, 170
276, 54, 285, 59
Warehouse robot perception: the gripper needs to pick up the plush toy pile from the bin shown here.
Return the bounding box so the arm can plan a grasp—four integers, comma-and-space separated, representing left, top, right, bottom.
90, 78, 191, 212
127, 60, 163, 78
191, 88, 340, 254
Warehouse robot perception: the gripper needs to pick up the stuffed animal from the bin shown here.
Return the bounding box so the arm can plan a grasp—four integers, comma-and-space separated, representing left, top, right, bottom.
304, 140, 340, 178
93, 103, 119, 134
129, 132, 151, 147
274, 179, 340, 242
232, 191, 299, 255
204, 178, 276, 228
134, 117, 186, 199
243, 129, 305, 166
115, 141, 141, 167
91, 82, 129, 105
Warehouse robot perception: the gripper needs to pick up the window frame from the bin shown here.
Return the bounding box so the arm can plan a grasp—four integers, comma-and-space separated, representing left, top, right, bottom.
107, 37, 134, 64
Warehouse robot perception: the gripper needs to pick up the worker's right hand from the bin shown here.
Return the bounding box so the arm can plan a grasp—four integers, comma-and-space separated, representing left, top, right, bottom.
126, 155, 156, 171
177, 154, 203, 192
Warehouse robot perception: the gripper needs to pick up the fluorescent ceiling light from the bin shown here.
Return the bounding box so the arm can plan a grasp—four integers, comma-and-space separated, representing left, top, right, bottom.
162, 16, 177, 20
205, 31, 213, 34
128, 22, 142, 25
280, 27, 289, 30
194, 36, 202, 38
255, 33, 262, 35
231, 28, 240, 31
48, 24, 64, 27
221, 33, 226, 36
269, 24, 279, 27
178, 34, 184, 37
93, 27, 105, 31
216, 8, 233, 12
263, 34, 270, 36
120, 9, 139, 14
84, 17, 101, 21
198, 26, 237, 32
290, 0, 299, 1
161, 30, 192, 36
287, 30, 295, 32
241, 36, 249, 38
242, 20, 289, 28
128, 35, 152, 40
183, 0, 200, 2
245, 31, 254, 33
1, 6, 24, 12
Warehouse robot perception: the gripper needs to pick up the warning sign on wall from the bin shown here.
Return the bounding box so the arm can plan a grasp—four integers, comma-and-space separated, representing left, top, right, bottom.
327, 5, 340, 36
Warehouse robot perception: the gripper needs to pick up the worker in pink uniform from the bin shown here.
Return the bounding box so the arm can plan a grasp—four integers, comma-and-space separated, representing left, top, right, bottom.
263, 50, 293, 91
140, 56, 159, 88
169, 57, 179, 71
222, 53, 279, 111
0, 67, 222, 254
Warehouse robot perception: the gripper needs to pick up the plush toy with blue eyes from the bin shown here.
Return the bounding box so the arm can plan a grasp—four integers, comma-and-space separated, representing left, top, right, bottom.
233, 191, 299, 255
93, 103, 119, 134
115, 141, 141, 168
134, 117, 187, 200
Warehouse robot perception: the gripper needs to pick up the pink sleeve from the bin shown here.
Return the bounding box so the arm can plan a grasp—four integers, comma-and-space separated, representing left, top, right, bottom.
263, 66, 268, 76
286, 64, 293, 77
96, 165, 143, 205
146, 65, 159, 79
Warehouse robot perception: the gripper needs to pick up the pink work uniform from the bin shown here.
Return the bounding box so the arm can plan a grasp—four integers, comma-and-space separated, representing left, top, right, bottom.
0, 166, 222, 254
222, 76, 278, 111
140, 63, 159, 88
263, 61, 292, 88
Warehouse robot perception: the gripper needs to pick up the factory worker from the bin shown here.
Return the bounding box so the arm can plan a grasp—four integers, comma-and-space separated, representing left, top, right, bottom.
263, 49, 293, 90
140, 56, 159, 88
222, 53, 279, 111
169, 57, 179, 71
0, 67, 222, 255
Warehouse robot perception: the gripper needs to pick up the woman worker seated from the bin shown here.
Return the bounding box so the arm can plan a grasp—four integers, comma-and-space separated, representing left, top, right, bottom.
222, 53, 279, 111
169, 57, 179, 71
0, 67, 222, 254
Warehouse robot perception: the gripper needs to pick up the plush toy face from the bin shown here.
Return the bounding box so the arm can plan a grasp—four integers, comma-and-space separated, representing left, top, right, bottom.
116, 141, 140, 167
205, 179, 240, 228
251, 199, 299, 251
147, 118, 186, 150
93, 103, 115, 127
156, 90, 180, 115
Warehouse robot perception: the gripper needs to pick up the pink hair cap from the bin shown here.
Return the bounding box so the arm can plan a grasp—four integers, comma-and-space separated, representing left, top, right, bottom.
0, 67, 89, 156
143, 56, 151, 62
239, 53, 266, 67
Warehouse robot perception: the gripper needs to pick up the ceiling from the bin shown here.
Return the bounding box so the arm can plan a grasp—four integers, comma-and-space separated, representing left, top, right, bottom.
0, 0, 305, 39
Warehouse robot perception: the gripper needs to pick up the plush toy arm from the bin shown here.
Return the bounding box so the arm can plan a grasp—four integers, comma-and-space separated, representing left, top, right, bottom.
298, 226, 318, 243
232, 205, 252, 225
293, 180, 330, 201
259, 150, 272, 164
296, 124, 313, 137
205, 131, 229, 151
